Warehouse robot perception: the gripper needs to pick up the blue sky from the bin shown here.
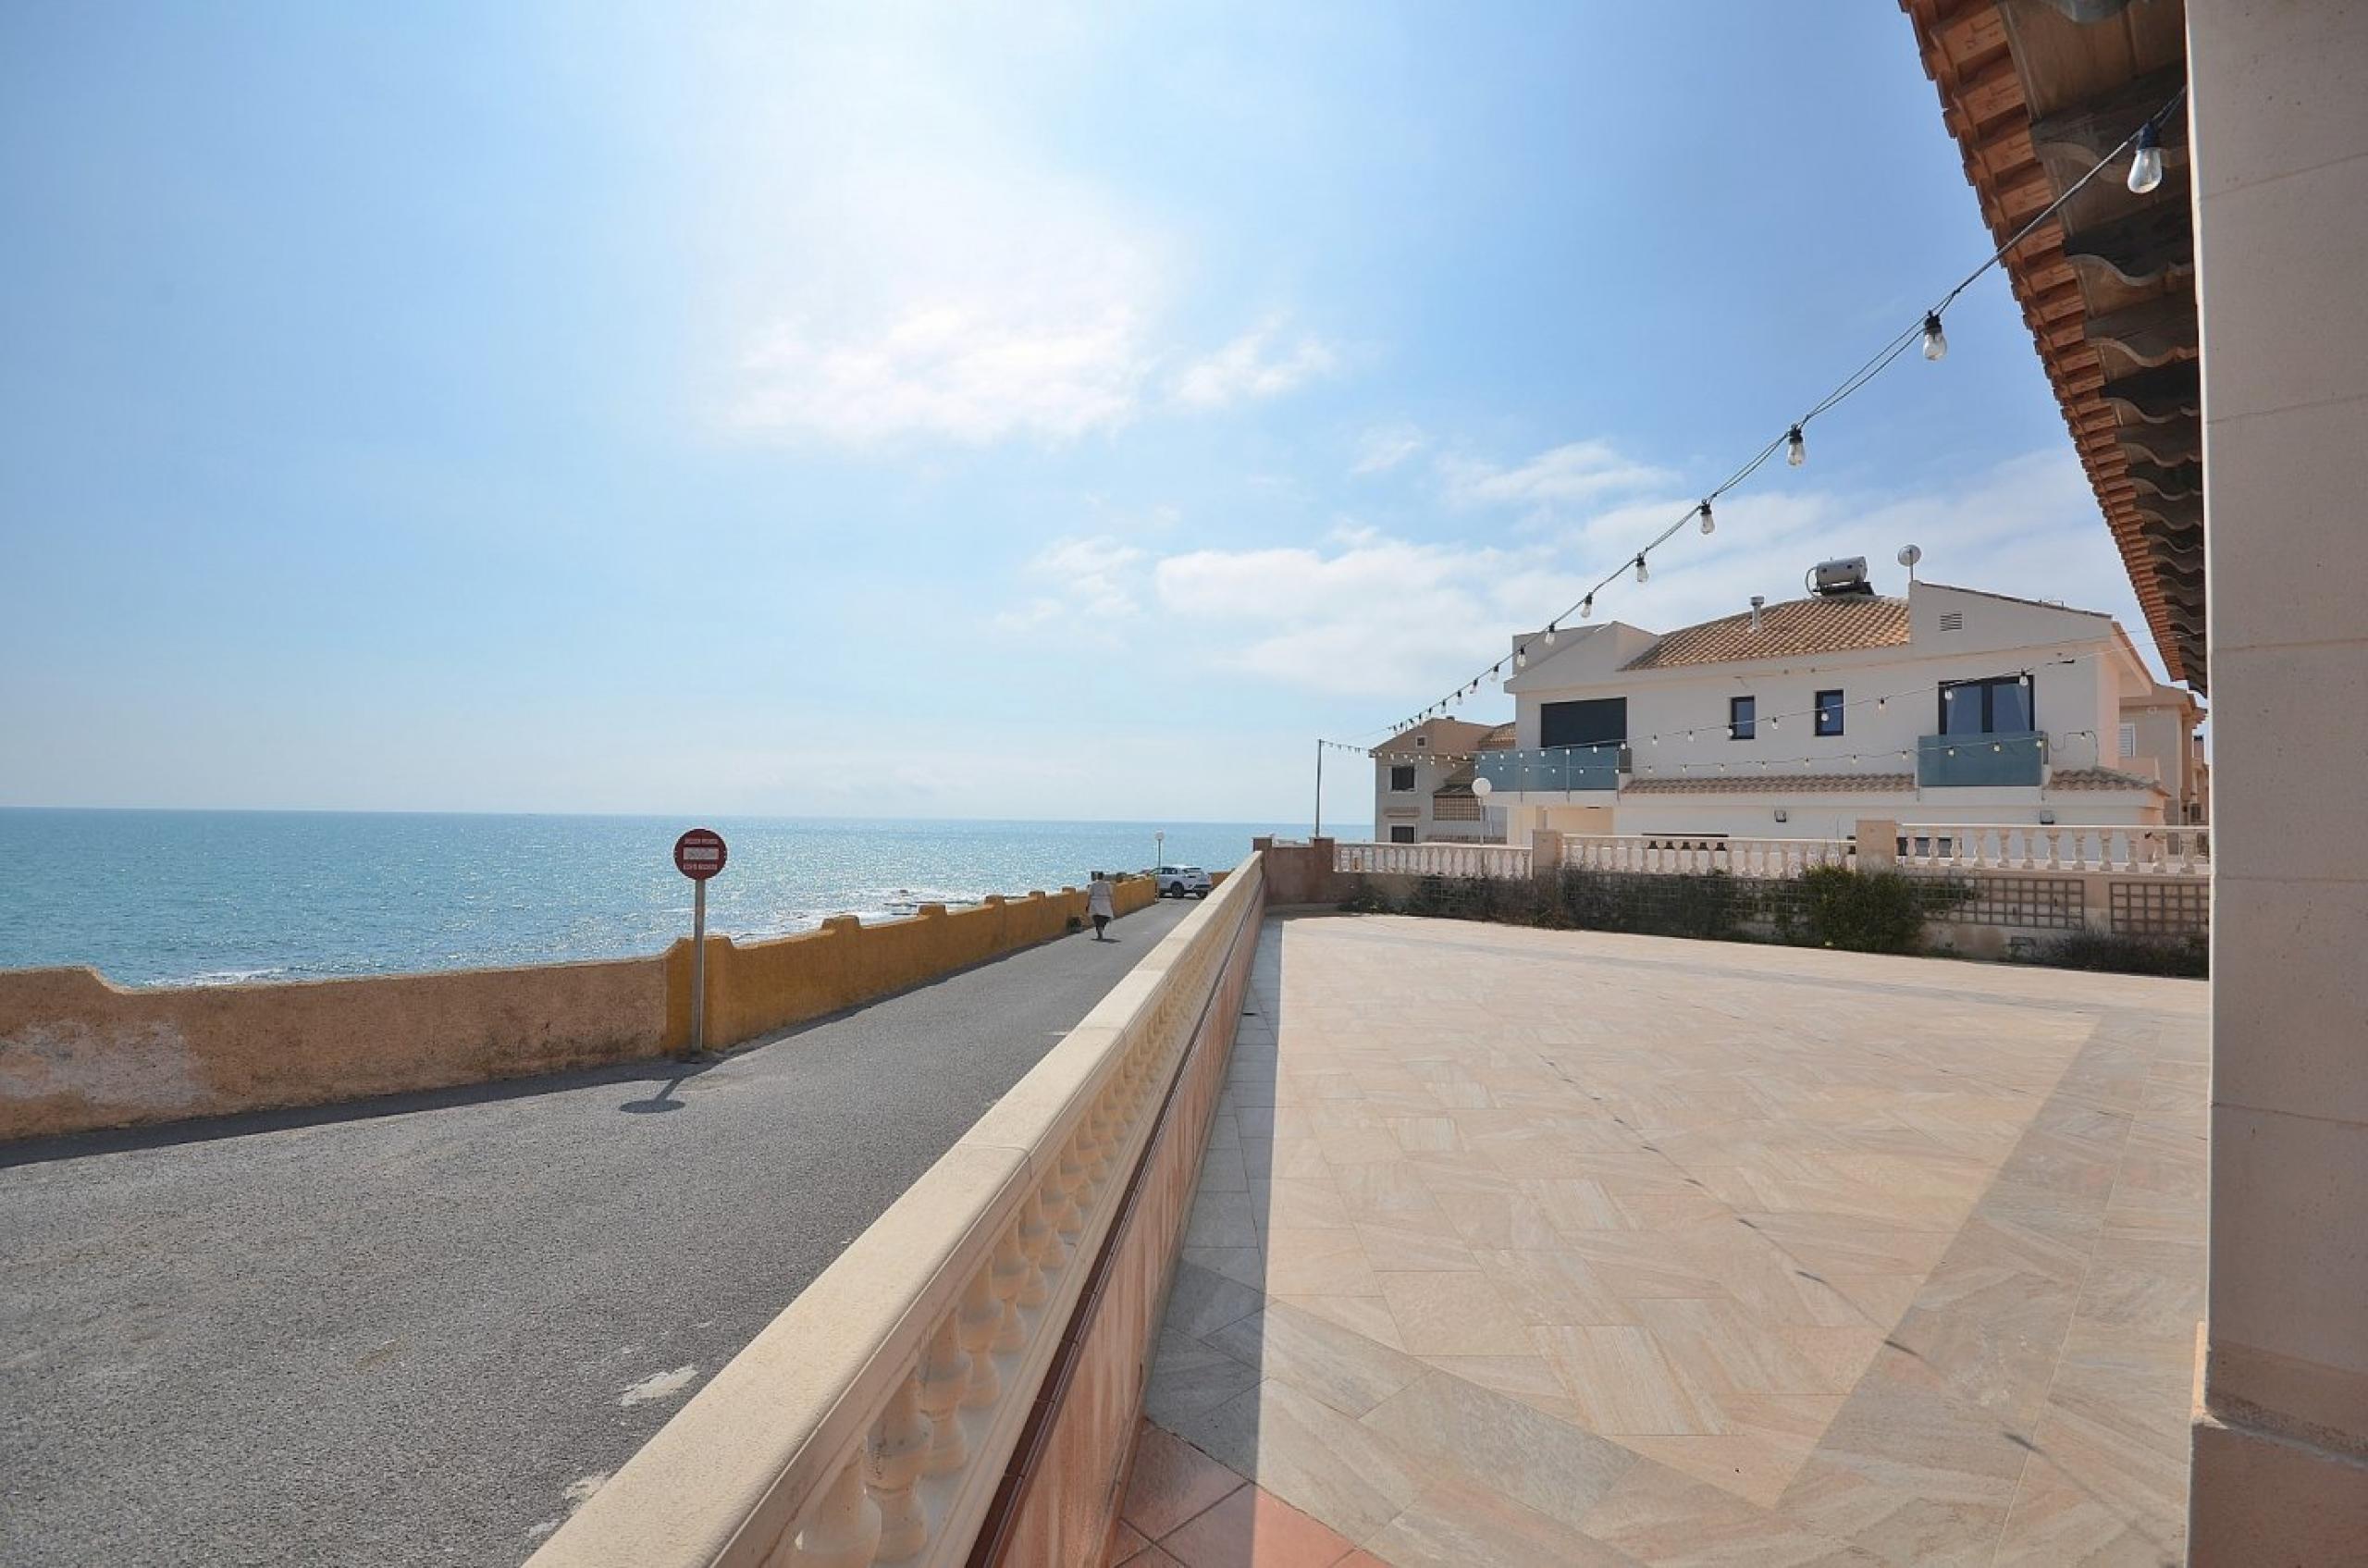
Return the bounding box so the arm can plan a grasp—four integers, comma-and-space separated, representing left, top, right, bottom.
0, 2, 2159, 825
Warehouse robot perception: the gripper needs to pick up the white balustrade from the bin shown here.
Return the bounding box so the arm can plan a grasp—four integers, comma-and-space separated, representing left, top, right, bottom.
530, 858, 1267, 1568
1558, 834, 1856, 879
1896, 823, 2210, 875
1331, 841, 1534, 879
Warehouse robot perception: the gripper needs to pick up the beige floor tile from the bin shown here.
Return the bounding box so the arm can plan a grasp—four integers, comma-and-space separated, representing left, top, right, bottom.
1533, 1324, 1728, 1436
1166, 1377, 1427, 1544
1271, 1292, 1408, 1351
1203, 1300, 1428, 1419
1376, 1271, 1536, 1356
1360, 1370, 1636, 1529
1361, 1473, 1643, 1568
1353, 1217, 1476, 1273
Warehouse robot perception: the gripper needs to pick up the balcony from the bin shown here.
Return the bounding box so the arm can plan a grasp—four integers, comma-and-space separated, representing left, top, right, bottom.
1917, 729, 2047, 788
1473, 743, 1626, 795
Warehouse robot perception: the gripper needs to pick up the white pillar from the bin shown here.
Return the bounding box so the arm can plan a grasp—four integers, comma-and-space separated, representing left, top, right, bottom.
2188, 3, 2368, 1557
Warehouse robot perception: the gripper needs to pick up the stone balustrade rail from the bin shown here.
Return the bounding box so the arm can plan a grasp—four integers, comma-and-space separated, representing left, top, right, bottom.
1331, 841, 1534, 879
1560, 833, 1857, 878
1898, 822, 2211, 876
526, 855, 1265, 1568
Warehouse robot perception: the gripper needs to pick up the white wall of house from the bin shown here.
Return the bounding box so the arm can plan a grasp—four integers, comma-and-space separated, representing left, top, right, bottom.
1487, 582, 2170, 841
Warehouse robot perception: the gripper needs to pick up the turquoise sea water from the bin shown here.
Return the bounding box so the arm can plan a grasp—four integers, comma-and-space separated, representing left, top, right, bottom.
0, 810, 1293, 987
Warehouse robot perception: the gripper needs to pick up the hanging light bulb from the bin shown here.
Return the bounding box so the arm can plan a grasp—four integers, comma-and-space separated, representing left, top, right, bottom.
1877, 696, 1887, 710
1921, 312, 1948, 362
1697, 500, 1715, 536
1580, 595, 1594, 620
2128, 119, 2164, 194
1515, 646, 1527, 669
1634, 554, 1649, 584
1543, 622, 1558, 648
1786, 425, 1806, 467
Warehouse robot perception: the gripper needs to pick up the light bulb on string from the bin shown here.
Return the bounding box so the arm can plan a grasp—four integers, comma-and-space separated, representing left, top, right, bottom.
1921, 312, 1948, 362
1697, 500, 1715, 536
1543, 622, 1558, 648
1786, 426, 1806, 467
1515, 646, 1527, 670
2128, 120, 2164, 194
1634, 554, 1649, 585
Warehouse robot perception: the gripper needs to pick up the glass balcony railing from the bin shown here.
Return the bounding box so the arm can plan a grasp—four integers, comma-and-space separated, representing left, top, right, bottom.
1917, 730, 2047, 787
1474, 744, 1626, 795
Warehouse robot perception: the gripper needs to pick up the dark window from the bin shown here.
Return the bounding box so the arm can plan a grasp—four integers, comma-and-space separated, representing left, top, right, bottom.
1539, 697, 1626, 750
1388, 825, 1417, 844
1729, 695, 1756, 740
1389, 765, 1416, 791
1815, 689, 1844, 736
1939, 675, 2033, 735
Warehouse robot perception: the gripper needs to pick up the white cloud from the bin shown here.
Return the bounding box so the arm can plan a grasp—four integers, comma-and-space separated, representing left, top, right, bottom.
693, 12, 1337, 448
1351, 421, 1425, 475
1172, 319, 1338, 410
1140, 447, 2160, 702
1437, 438, 1675, 510
993, 534, 1148, 635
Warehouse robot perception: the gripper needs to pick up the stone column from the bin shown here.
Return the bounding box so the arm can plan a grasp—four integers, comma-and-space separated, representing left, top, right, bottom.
2188, 2, 2368, 1557
1853, 819, 1899, 870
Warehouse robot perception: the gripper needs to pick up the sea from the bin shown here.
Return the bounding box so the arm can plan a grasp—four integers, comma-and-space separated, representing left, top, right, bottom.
0, 810, 1298, 988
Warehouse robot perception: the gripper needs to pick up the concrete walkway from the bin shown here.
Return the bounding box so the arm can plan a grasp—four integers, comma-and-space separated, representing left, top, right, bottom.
0, 897, 1191, 1568
1132, 913, 2207, 1567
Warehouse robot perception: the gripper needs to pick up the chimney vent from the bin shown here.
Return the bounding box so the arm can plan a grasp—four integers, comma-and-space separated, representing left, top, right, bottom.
1748, 595, 1765, 633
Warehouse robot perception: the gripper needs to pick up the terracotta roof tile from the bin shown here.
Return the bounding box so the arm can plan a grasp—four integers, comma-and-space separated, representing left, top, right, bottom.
1621, 597, 1910, 672
2048, 767, 2165, 794
1621, 773, 1917, 796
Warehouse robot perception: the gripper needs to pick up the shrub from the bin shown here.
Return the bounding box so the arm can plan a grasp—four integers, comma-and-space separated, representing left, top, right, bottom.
2037, 929, 2209, 978
1793, 866, 1967, 955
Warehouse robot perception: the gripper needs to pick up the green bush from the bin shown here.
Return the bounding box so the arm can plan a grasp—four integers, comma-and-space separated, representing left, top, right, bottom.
1792, 865, 1966, 954
2037, 929, 2209, 978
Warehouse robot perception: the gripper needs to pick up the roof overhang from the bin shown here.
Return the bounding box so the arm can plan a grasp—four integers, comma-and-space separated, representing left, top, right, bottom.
1899, 0, 2204, 691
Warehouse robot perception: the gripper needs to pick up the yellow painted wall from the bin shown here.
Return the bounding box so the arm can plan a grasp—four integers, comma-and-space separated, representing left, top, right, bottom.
0, 954, 666, 1142
660, 875, 1160, 1052
1, 874, 1166, 1142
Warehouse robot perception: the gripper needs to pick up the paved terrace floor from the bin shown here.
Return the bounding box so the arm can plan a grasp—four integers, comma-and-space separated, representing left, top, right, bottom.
0, 897, 1191, 1568
1122, 913, 2207, 1568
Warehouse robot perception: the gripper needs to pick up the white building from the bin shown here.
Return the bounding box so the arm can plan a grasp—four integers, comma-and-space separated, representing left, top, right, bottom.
1471, 575, 2201, 846
1367, 718, 1512, 844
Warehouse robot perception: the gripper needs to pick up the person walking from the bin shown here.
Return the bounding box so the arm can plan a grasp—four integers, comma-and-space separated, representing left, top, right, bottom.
1086, 870, 1116, 941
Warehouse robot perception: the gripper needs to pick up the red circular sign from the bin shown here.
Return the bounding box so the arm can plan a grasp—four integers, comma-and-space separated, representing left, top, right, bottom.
673, 828, 728, 881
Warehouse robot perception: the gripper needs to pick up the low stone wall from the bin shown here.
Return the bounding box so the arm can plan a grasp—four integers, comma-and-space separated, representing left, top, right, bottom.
662, 876, 1159, 1052
0, 955, 667, 1142
0, 874, 1164, 1142
526, 855, 1264, 1568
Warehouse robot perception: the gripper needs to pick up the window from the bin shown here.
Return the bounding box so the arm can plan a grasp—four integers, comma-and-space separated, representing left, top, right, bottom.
1389, 825, 1417, 844
1729, 695, 1756, 740
1815, 689, 1845, 737
1938, 674, 2033, 735
1389, 765, 1416, 792
1540, 697, 1626, 750
2119, 722, 2139, 759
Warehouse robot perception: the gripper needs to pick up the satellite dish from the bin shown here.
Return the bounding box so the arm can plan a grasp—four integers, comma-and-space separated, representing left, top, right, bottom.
1897, 544, 1922, 567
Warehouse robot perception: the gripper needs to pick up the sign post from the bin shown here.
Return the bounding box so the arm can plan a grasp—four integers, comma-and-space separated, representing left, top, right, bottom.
672, 828, 728, 1056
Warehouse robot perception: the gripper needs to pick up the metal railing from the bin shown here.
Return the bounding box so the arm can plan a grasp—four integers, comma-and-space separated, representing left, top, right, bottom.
1560, 834, 1856, 878
1897, 823, 2211, 875
1917, 731, 2048, 787
1333, 841, 1535, 879
1473, 744, 1627, 794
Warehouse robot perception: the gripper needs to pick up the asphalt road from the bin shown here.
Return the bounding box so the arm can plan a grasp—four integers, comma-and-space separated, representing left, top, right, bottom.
0, 897, 1191, 1568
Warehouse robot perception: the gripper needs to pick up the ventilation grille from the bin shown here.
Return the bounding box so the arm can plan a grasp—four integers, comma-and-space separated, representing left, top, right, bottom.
1939, 611, 1965, 632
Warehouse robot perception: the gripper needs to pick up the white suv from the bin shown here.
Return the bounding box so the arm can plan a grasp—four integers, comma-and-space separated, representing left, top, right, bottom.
1153, 865, 1212, 899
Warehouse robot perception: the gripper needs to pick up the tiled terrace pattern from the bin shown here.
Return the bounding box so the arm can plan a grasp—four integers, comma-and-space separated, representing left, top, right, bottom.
1132, 914, 2207, 1567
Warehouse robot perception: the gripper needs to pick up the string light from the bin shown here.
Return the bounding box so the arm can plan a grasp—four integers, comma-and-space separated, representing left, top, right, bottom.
1327, 91, 2173, 744
2128, 120, 2164, 194
1544, 622, 1559, 648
